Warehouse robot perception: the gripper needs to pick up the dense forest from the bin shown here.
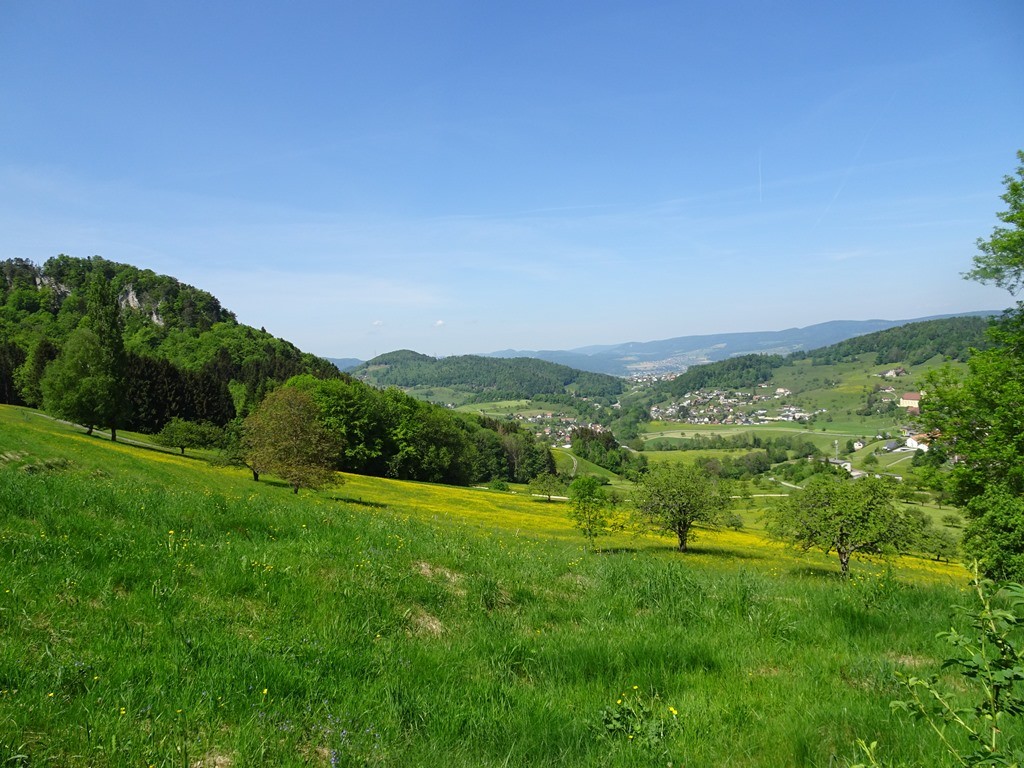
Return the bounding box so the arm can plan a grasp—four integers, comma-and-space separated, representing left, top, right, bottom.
662, 354, 787, 396
0, 255, 336, 424
569, 426, 647, 477
0, 256, 554, 487
792, 315, 991, 365
354, 349, 625, 402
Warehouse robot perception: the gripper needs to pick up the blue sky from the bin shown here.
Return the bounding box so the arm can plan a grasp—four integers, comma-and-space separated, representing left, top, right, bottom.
1, 1, 1021, 360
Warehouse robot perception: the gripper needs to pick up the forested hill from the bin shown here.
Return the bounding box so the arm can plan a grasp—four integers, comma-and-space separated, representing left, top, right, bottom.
640, 314, 992, 402
353, 350, 625, 402
791, 315, 992, 365
1, 255, 562, 490
0, 255, 338, 425
661, 354, 788, 397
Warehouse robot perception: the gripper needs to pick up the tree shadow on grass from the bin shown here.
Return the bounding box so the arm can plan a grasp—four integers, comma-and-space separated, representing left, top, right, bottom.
592, 547, 641, 556
645, 545, 766, 560
330, 495, 389, 509
259, 478, 293, 491
787, 565, 842, 580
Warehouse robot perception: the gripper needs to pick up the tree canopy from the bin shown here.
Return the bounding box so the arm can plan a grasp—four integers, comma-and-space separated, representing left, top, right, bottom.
242, 387, 342, 494
0, 255, 338, 429
766, 475, 915, 577
796, 315, 991, 366
922, 149, 1024, 580
964, 150, 1024, 293
156, 418, 223, 456
631, 463, 731, 552
288, 374, 554, 487
40, 327, 116, 437
567, 475, 613, 550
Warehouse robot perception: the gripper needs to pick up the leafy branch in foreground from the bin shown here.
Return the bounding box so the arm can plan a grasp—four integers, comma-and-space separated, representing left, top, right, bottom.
855, 568, 1024, 767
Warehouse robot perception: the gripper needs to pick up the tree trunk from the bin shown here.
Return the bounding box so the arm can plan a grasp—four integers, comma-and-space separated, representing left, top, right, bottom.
838, 549, 851, 577
293, 484, 300, 494
677, 526, 689, 552
251, 469, 259, 482
180, 447, 185, 455
110, 426, 117, 442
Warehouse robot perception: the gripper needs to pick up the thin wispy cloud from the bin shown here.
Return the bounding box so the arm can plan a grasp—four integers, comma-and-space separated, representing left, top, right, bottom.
0, 2, 1018, 357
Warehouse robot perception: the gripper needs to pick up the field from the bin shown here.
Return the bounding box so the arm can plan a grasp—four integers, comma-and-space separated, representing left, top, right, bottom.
0, 405, 1012, 767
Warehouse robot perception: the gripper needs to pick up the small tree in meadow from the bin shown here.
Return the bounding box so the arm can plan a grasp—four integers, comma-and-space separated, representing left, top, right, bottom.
243, 387, 342, 494
631, 463, 731, 552
529, 472, 565, 501
766, 474, 915, 577
156, 417, 222, 455
568, 475, 612, 550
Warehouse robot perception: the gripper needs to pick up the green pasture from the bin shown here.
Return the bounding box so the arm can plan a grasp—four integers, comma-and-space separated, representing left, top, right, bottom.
641, 423, 868, 453
455, 399, 535, 416
0, 405, 1007, 767
405, 386, 474, 406
551, 447, 619, 482
643, 447, 749, 466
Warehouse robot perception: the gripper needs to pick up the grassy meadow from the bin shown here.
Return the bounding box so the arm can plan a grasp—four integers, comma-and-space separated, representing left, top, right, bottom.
0, 405, 1010, 767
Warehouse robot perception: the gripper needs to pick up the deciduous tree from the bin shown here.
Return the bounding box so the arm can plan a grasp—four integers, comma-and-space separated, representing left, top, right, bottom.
568, 475, 612, 550
41, 327, 116, 436
964, 150, 1024, 292
529, 472, 565, 502
923, 150, 1024, 580
156, 417, 222, 455
631, 463, 731, 552
243, 387, 341, 494
81, 272, 128, 440
766, 475, 915, 576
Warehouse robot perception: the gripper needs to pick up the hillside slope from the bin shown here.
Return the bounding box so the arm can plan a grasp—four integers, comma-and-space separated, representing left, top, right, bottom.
0, 255, 338, 423
353, 349, 625, 402
0, 405, 975, 767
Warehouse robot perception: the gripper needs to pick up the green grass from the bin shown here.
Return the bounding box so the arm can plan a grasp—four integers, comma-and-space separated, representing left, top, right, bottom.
0, 405, 1010, 767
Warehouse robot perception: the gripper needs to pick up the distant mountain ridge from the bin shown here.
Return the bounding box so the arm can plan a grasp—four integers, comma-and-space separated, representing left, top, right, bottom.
483, 312, 998, 376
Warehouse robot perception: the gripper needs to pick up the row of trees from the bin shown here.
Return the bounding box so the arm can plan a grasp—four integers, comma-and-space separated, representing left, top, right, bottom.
160, 380, 556, 492
562, 461, 929, 577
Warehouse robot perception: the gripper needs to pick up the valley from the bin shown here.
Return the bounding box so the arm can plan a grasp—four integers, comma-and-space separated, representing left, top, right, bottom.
0, 255, 1018, 766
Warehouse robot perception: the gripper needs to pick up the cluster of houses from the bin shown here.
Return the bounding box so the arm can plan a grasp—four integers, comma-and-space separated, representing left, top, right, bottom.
649, 386, 822, 426
502, 411, 615, 447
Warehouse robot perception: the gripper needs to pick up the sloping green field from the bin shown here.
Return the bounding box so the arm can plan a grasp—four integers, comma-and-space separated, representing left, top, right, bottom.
0, 406, 1005, 767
